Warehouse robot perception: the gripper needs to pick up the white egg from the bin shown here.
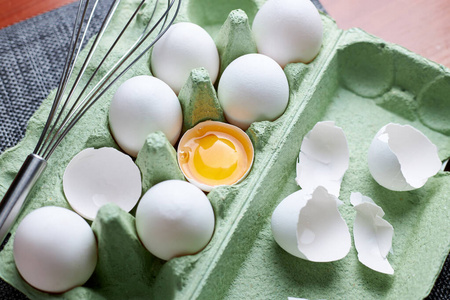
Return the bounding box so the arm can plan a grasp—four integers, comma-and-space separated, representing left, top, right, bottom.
135, 180, 215, 260
109, 75, 182, 157
217, 53, 289, 130
63, 147, 142, 221
368, 123, 441, 191
252, 0, 323, 66
151, 22, 220, 94
13, 206, 97, 293
271, 186, 351, 262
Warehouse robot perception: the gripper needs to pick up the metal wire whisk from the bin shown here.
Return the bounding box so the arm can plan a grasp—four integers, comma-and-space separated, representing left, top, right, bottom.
0, 0, 182, 244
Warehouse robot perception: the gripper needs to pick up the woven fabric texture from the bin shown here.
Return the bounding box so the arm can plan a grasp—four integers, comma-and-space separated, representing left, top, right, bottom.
0, 0, 448, 299
0, 0, 112, 298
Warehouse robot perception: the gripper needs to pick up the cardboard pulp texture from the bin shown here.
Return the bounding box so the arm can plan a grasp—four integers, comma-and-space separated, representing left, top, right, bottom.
0, 0, 449, 299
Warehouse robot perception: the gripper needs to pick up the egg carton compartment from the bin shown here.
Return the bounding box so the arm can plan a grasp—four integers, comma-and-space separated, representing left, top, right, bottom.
220, 30, 450, 299
0, 0, 449, 299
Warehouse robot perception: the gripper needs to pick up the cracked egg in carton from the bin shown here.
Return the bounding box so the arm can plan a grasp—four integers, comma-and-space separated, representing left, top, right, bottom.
0, 0, 450, 299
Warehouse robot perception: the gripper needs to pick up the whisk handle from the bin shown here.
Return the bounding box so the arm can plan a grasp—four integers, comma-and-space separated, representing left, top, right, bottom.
0, 154, 47, 245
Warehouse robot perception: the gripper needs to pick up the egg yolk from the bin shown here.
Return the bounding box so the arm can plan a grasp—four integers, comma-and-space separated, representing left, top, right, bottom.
178, 121, 254, 188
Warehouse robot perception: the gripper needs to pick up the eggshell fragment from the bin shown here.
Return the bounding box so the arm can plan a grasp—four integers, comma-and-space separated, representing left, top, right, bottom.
442, 159, 449, 171
13, 206, 97, 293
218, 53, 289, 130
296, 121, 349, 197
135, 180, 215, 260
351, 192, 394, 275
368, 123, 441, 191
252, 0, 323, 67
63, 147, 141, 220
271, 186, 351, 262
109, 75, 183, 157
151, 22, 220, 94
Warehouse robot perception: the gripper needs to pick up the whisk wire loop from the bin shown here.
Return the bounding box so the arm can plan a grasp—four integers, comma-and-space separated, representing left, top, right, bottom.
43, 0, 179, 160
33, 0, 92, 155
38, 0, 131, 159
1, 0, 182, 244
37, 0, 121, 159
36, 0, 178, 160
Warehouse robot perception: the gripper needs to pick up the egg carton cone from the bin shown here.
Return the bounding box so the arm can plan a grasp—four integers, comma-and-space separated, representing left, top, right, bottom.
0, 0, 450, 299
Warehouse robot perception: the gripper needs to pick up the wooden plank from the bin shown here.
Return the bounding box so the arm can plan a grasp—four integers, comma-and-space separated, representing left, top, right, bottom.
3, 0, 449, 68
0, 0, 77, 29
321, 0, 450, 68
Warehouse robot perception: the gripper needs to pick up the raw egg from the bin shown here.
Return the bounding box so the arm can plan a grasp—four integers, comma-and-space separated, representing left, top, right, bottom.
177, 121, 254, 192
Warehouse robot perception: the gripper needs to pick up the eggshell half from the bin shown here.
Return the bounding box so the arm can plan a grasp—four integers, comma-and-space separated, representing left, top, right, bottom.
351, 192, 394, 275
63, 147, 141, 220
368, 123, 441, 191
296, 121, 349, 197
271, 186, 351, 262
13, 206, 97, 293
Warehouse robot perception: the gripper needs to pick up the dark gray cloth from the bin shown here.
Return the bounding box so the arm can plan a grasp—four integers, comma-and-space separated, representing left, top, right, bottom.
0, 0, 113, 154
0, 0, 112, 298
0, 0, 448, 299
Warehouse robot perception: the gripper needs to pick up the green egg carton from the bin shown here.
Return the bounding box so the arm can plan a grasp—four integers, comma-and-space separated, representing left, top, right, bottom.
1, 0, 450, 299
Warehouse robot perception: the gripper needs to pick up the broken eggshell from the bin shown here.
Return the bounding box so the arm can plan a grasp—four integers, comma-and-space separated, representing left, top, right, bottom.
351, 192, 394, 275
271, 186, 351, 262
442, 159, 449, 171
368, 123, 441, 191
63, 147, 142, 220
296, 121, 349, 197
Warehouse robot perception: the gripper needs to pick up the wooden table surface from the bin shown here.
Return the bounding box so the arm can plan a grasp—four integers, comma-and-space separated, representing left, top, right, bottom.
321, 0, 450, 68
0, 0, 76, 29
1, 0, 450, 68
